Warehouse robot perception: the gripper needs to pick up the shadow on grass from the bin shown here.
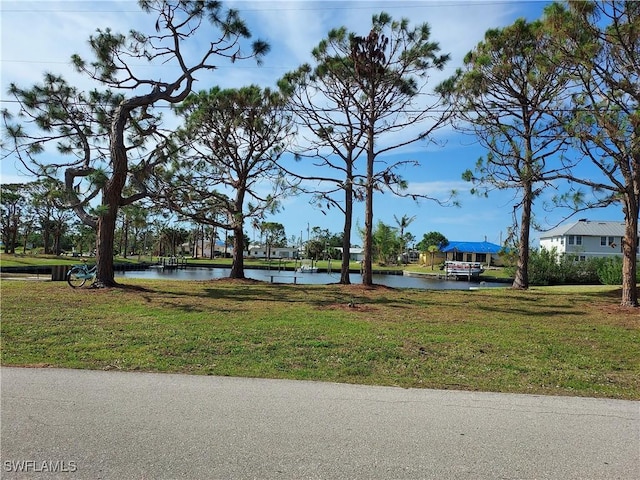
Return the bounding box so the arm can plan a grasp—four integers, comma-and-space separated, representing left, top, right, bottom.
577, 287, 624, 299
116, 279, 417, 313
476, 304, 583, 318
115, 279, 631, 318
474, 286, 633, 318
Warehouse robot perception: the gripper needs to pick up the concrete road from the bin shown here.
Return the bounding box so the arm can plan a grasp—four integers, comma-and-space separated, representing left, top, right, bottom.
1, 367, 638, 479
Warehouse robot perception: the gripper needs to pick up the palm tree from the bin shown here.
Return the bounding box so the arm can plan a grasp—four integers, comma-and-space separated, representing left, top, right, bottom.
393, 214, 416, 265
251, 218, 260, 244
427, 245, 440, 270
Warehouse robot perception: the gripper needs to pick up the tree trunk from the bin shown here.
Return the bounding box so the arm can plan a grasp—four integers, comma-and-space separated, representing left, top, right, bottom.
9, 219, 18, 254
132, 229, 138, 259
362, 183, 374, 285
340, 218, 352, 284
620, 195, 639, 307
362, 137, 375, 286
230, 223, 246, 279
93, 103, 130, 288
230, 194, 246, 279
53, 229, 61, 256
340, 172, 354, 284
94, 207, 117, 287
122, 217, 129, 259
210, 227, 215, 259
512, 181, 533, 290
42, 222, 51, 254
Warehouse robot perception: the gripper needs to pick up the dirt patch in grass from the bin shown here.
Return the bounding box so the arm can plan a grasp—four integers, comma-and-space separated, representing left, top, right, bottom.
328, 283, 397, 293
207, 277, 267, 285
593, 304, 640, 325
320, 283, 395, 312
321, 302, 378, 313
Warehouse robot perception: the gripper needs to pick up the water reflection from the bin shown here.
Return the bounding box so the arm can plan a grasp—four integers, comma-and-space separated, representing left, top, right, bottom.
116, 266, 506, 290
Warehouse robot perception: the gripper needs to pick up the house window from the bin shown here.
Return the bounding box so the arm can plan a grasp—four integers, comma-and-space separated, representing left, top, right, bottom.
609, 236, 615, 246
601, 236, 607, 246
568, 236, 582, 246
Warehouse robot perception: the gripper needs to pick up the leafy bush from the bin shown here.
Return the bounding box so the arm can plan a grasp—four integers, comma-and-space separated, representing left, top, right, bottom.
528, 247, 563, 285
596, 256, 624, 285
507, 247, 603, 285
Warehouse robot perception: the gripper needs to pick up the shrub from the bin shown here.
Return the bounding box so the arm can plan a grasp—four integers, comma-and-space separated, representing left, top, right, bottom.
494, 248, 638, 285
514, 247, 602, 285
528, 247, 562, 285
596, 256, 624, 285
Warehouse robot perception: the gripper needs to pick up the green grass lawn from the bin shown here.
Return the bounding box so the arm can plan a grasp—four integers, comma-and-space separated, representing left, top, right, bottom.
0, 253, 81, 267
0, 252, 155, 267
2, 279, 637, 399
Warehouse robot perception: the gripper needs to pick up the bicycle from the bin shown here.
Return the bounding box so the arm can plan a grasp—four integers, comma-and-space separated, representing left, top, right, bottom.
67, 262, 97, 288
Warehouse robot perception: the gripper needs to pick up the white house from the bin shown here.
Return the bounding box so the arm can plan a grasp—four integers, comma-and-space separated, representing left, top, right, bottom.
188, 239, 232, 258
539, 219, 639, 260
334, 247, 365, 262
247, 245, 299, 259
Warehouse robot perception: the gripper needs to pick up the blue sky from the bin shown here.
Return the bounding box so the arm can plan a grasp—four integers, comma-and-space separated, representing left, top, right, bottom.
0, 0, 625, 247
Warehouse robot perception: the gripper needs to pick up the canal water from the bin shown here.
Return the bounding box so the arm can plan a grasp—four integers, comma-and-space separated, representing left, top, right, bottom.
116, 266, 506, 290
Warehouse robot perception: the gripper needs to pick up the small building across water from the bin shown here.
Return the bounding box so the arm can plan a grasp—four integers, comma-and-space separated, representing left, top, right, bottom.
441, 241, 504, 266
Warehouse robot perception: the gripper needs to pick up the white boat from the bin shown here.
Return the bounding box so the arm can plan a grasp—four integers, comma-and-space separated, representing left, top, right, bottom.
444, 261, 484, 279
297, 261, 318, 273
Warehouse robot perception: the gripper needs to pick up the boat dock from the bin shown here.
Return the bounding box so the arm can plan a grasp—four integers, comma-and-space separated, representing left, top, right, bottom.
157, 256, 188, 269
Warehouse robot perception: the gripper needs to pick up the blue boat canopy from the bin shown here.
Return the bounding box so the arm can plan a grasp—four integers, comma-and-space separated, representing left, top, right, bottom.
441, 241, 502, 254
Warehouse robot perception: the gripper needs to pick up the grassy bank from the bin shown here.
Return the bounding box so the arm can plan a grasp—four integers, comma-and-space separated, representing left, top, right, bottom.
0, 253, 368, 272
0, 253, 152, 267
1, 279, 638, 399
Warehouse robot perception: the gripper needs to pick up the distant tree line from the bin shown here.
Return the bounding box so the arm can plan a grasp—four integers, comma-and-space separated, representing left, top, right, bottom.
0, 181, 448, 265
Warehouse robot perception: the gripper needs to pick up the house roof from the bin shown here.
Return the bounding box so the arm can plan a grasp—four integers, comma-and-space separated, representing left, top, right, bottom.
441, 241, 502, 254
540, 220, 629, 238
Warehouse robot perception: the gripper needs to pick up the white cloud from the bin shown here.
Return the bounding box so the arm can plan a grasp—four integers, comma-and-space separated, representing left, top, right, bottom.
0, 171, 34, 185
405, 179, 468, 197
2, 2, 144, 91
